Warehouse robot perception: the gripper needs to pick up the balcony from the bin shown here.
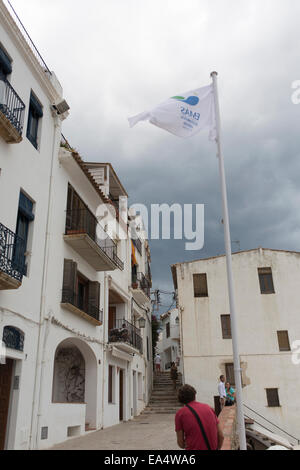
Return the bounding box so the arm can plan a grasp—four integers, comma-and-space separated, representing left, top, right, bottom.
0, 78, 25, 143
108, 319, 143, 354
0, 222, 25, 290
61, 289, 103, 326
64, 208, 124, 272
132, 272, 151, 305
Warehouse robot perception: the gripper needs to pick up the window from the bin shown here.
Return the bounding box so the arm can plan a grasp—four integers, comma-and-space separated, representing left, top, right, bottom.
221, 315, 232, 339
166, 322, 170, 338
277, 331, 291, 352
0, 44, 12, 79
258, 268, 275, 294
193, 273, 208, 297
108, 365, 114, 403
225, 363, 235, 385
26, 92, 43, 149
225, 363, 243, 387
3, 326, 24, 352
266, 388, 280, 407
15, 192, 35, 276
62, 259, 100, 319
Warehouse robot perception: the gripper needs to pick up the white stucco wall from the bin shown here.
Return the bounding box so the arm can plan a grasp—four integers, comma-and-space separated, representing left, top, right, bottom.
174, 248, 300, 442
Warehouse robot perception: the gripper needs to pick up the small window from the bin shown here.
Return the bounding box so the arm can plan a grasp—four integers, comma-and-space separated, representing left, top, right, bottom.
15, 192, 35, 276
166, 322, 170, 338
225, 363, 243, 387
221, 315, 232, 339
193, 273, 208, 297
0, 44, 12, 78
266, 388, 280, 407
277, 331, 291, 352
26, 92, 43, 149
258, 268, 275, 294
225, 363, 235, 385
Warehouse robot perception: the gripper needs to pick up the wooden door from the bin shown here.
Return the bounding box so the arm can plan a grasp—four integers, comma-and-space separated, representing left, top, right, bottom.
109, 307, 116, 331
0, 359, 13, 450
119, 369, 124, 421
214, 396, 221, 417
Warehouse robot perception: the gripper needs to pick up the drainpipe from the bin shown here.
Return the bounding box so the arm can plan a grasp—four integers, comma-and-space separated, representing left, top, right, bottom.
29, 115, 60, 449
101, 273, 108, 428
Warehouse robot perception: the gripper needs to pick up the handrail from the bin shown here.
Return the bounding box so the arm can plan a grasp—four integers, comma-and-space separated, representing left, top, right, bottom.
244, 404, 300, 444
3, 0, 52, 76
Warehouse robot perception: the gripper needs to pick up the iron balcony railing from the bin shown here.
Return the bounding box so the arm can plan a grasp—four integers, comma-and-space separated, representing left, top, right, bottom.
0, 222, 25, 283
109, 319, 143, 354
132, 272, 151, 299
62, 288, 103, 323
65, 208, 124, 271
0, 78, 25, 135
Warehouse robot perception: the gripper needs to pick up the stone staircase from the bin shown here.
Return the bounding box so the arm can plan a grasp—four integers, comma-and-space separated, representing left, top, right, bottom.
142, 371, 182, 415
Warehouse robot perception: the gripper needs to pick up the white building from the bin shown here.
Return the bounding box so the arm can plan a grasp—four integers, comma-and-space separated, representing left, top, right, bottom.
156, 308, 182, 373
0, 1, 152, 450
171, 248, 300, 445
0, 0, 69, 451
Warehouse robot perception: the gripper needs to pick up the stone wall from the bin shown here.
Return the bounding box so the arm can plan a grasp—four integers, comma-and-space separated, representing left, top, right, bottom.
218, 405, 239, 450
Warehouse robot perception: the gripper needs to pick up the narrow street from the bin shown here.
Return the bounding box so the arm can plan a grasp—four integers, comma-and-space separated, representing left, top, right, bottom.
49, 414, 178, 451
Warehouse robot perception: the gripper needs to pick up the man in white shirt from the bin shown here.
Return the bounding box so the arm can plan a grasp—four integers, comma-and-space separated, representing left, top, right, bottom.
155, 354, 161, 374
218, 375, 227, 410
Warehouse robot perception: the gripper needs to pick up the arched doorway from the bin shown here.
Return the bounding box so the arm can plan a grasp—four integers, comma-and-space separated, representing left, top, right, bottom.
52, 338, 98, 429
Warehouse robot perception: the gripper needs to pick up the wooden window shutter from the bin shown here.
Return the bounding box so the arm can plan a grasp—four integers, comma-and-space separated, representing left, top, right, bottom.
62, 259, 77, 303
166, 322, 170, 338
88, 281, 100, 315
266, 388, 280, 407
258, 268, 275, 294
193, 273, 208, 297
221, 315, 232, 339
277, 331, 290, 351
225, 363, 235, 385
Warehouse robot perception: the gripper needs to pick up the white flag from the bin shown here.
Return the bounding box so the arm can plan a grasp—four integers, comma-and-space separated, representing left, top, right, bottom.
128, 84, 216, 140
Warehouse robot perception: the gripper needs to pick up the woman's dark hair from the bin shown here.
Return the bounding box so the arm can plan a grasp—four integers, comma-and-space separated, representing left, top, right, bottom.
178, 384, 196, 405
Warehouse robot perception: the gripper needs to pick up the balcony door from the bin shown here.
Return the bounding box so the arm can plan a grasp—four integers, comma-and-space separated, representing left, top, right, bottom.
0, 359, 13, 450
109, 307, 116, 331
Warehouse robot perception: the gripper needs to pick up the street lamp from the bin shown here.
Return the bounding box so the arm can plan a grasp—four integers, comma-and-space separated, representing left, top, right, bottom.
138, 317, 146, 329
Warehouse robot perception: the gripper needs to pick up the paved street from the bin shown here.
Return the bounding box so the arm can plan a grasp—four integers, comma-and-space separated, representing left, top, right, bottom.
49, 414, 179, 450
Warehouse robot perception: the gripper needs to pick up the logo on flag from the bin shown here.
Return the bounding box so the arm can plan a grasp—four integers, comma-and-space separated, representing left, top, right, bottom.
128, 84, 216, 140
171, 96, 200, 106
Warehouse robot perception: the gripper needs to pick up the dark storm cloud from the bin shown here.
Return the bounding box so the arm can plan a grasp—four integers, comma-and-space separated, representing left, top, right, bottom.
12, 0, 300, 297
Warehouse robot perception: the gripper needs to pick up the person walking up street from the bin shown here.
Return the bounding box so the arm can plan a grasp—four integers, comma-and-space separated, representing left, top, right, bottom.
170, 362, 178, 390
175, 385, 224, 451
154, 353, 161, 374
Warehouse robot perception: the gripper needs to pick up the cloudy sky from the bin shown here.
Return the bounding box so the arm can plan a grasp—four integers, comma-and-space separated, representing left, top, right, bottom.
11, 0, 300, 310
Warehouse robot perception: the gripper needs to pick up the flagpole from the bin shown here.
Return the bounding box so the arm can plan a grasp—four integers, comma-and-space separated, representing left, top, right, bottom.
210, 71, 247, 451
